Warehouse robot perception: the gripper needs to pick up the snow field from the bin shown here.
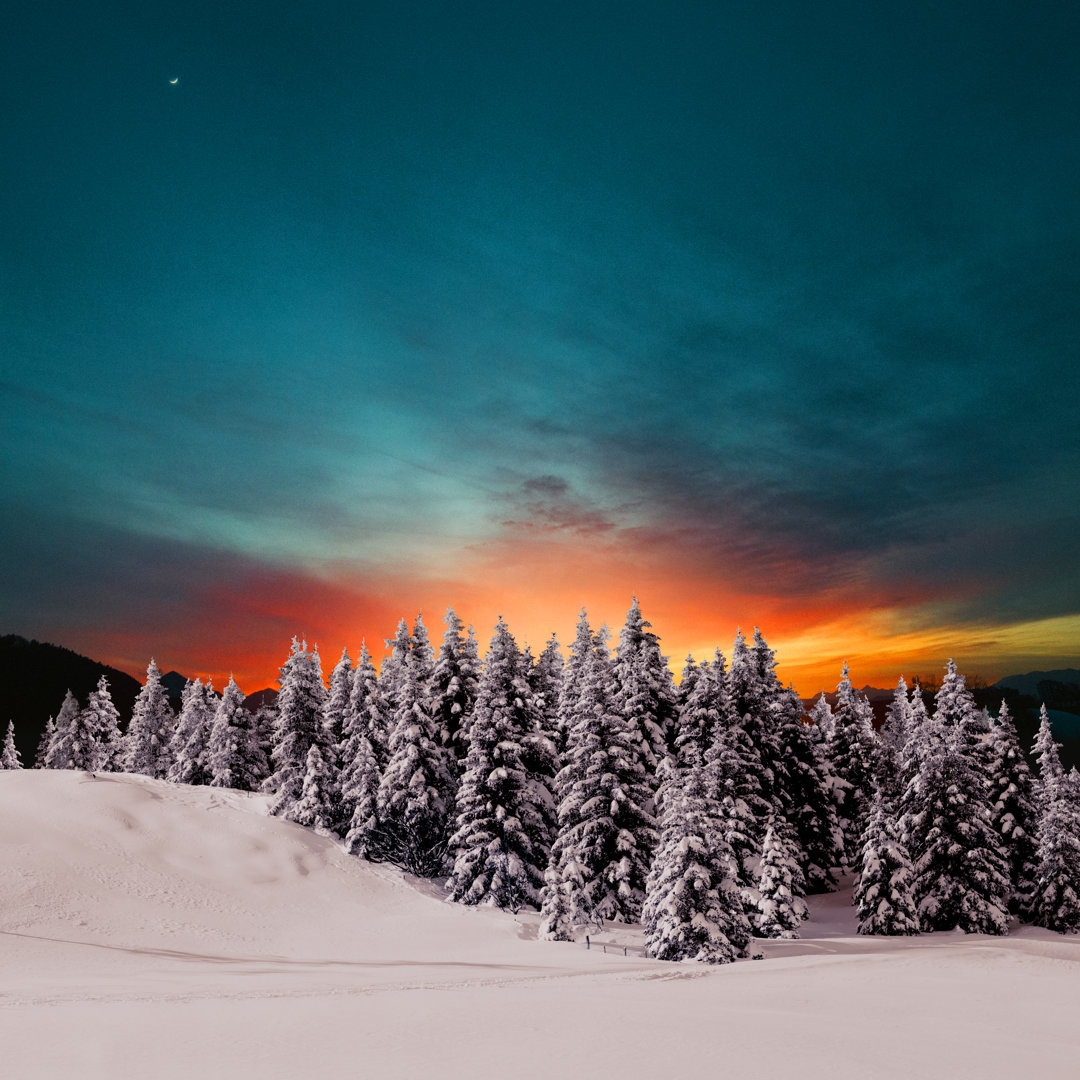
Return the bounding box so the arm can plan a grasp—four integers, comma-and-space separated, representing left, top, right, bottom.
2, 770, 1078, 1079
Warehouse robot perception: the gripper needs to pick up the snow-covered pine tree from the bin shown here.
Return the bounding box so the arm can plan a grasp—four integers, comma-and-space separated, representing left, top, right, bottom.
611, 597, 677, 772
447, 618, 552, 910
338, 642, 384, 846
726, 628, 783, 819
771, 687, 844, 894
1032, 704, 1064, 802
854, 785, 919, 935
986, 700, 1039, 917
677, 654, 700, 711
755, 820, 808, 939
537, 854, 591, 941
44, 690, 81, 769
673, 653, 721, 770
641, 761, 751, 963
266, 638, 328, 818
35, 716, 54, 768
903, 712, 1009, 934
123, 659, 175, 779
540, 633, 657, 927
54, 678, 117, 771
532, 633, 566, 755
876, 677, 914, 803
881, 677, 915, 754
167, 678, 216, 785
89, 676, 123, 771
1030, 707, 1080, 933
207, 676, 269, 791
287, 744, 337, 832
827, 663, 878, 863
1, 720, 21, 769
342, 726, 381, 859
807, 692, 834, 743
376, 619, 412, 729
345, 641, 388, 767
554, 610, 597, 759
323, 648, 353, 752
432, 609, 481, 765
705, 699, 769, 913
375, 616, 456, 874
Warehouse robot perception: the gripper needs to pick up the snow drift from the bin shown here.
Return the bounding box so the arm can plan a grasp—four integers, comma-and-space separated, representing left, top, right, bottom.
2, 770, 1078, 1079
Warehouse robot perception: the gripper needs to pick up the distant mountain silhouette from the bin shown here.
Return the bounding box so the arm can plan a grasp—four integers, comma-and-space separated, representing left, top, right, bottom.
160, 670, 189, 705
994, 669, 1080, 700
0, 635, 142, 762
242, 688, 278, 713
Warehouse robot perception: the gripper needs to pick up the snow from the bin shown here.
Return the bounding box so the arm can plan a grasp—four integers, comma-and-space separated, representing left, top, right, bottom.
3, 770, 1079, 1079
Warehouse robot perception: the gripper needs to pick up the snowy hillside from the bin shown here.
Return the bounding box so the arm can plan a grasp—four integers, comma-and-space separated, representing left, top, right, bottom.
2, 770, 1079, 1079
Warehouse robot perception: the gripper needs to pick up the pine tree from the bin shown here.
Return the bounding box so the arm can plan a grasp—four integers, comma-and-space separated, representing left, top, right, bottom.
375, 616, 456, 874
87, 676, 123, 771
265, 638, 328, 816
208, 676, 269, 791
339, 642, 384, 847
555, 611, 597, 758
677, 654, 700, 711
287, 744, 337, 832
537, 855, 591, 941
35, 716, 55, 768
673, 653, 722, 771
827, 663, 878, 862
345, 641, 389, 767
1030, 708, 1080, 933
642, 761, 751, 963
342, 728, 381, 860
447, 618, 552, 910
44, 690, 81, 769
612, 597, 676, 773
726, 628, 783, 819
876, 677, 914, 803
881, 677, 915, 754
904, 715, 1009, 934
167, 678, 216, 785
771, 688, 844, 893
323, 648, 353, 751
706, 701, 768, 911
532, 633, 565, 755
123, 659, 175, 778
53, 678, 117, 772
987, 701, 1039, 917
854, 787, 919, 935
432, 609, 481, 764
1, 720, 22, 769
756, 821, 808, 938
540, 634, 657, 927
807, 692, 834, 743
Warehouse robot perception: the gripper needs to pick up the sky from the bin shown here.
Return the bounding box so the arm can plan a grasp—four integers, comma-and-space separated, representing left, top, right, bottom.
2, 0, 1078, 696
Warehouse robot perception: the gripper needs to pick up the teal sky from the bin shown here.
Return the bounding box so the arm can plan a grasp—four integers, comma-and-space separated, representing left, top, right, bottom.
2, 1, 1078, 690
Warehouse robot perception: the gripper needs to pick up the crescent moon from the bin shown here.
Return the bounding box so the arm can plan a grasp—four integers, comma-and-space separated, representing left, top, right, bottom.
169, 77, 179, 85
